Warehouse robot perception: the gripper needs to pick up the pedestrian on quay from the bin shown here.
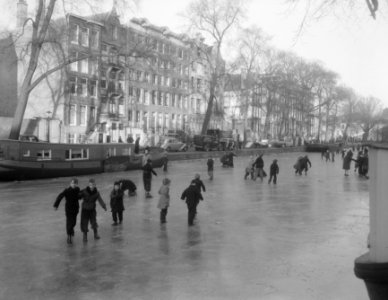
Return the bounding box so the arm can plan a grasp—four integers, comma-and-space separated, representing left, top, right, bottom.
181, 180, 203, 226
143, 158, 157, 198
254, 153, 265, 182
79, 179, 107, 242
207, 157, 214, 180
343, 149, 353, 176
162, 151, 168, 172
110, 182, 125, 226
53, 178, 81, 244
157, 178, 171, 224
268, 159, 279, 184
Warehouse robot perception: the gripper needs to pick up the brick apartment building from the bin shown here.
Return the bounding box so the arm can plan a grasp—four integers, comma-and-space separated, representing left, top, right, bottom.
0, 1, 224, 145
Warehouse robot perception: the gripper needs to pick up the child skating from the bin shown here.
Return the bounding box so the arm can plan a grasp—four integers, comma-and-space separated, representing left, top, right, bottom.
157, 178, 171, 224
110, 182, 125, 226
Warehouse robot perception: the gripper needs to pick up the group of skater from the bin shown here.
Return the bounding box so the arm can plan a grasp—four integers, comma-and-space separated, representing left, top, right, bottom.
54, 144, 368, 244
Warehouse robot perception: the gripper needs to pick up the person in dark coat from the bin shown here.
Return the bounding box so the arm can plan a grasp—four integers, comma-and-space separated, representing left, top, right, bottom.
134, 137, 140, 154
268, 159, 279, 184
162, 151, 168, 172
254, 153, 265, 181
110, 182, 125, 226
343, 149, 353, 176
118, 179, 137, 196
54, 178, 81, 244
207, 157, 214, 180
227, 151, 236, 167
324, 150, 330, 162
181, 181, 203, 226
300, 155, 312, 175
143, 159, 157, 198
79, 179, 107, 242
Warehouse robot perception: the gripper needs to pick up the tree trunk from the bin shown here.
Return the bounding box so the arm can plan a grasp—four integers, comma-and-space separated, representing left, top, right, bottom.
201, 73, 217, 135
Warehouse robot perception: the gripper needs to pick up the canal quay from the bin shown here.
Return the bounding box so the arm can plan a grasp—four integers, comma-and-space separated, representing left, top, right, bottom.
0, 151, 369, 299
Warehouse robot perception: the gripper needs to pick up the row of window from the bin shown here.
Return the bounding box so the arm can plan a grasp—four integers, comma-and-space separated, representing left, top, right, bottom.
69, 52, 98, 75
69, 104, 97, 126
69, 77, 98, 97
22, 149, 89, 161
70, 24, 100, 49
128, 110, 188, 130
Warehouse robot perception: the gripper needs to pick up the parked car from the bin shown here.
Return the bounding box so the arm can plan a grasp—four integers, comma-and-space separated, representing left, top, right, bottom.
193, 135, 220, 151
269, 138, 294, 148
161, 138, 187, 152
244, 141, 269, 149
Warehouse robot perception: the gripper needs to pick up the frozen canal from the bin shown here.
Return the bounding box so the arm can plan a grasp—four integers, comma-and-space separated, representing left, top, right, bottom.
0, 152, 369, 300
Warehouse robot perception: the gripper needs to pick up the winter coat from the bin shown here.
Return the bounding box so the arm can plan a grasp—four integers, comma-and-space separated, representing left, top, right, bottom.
79, 187, 107, 211
54, 186, 81, 214
110, 189, 124, 212
157, 185, 170, 209
270, 163, 279, 175
343, 151, 353, 170
142, 162, 157, 179
192, 178, 206, 193
255, 156, 264, 168
300, 156, 312, 170
181, 185, 203, 207
207, 158, 214, 171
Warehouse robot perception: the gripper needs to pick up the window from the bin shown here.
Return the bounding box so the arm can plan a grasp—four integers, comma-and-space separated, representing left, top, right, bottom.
80, 56, 88, 73
178, 48, 183, 59
119, 98, 124, 115
128, 109, 132, 121
22, 150, 30, 157
135, 111, 140, 123
113, 26, 118, 40
90, 59, 98, 75
153, 74, 157, 85
69, 77, 76, 95
80, 78, 88, 96
144, 90, 150, 105
90, 106, 96, 123
90, 80, 97, 97
166, 76, 170, 87
171, 93, 175, 107
136, 70, 142, 81
144, 72, 150, 83
158, 92, 162, 105
80, 105, 87, 126
80, 27, 89, 47
165, 93, 170, 106
69, 105, 76, 125
109, 99, 116, 114
37, 150, 51, 160
163, 92, 167, 106
128, 86, 133, 96
70, 24, 79, 44
151, 91, 156, 105
70, 51, 78, 71
65, 149, 89, 160
101, 78, 107, 89
91, 30, 99, 49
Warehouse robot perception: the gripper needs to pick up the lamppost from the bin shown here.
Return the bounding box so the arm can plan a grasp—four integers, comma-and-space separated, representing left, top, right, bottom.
46, 111, 51, 143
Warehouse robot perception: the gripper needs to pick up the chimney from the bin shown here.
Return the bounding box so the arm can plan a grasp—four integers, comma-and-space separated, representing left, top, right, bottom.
17, 0, 28, 29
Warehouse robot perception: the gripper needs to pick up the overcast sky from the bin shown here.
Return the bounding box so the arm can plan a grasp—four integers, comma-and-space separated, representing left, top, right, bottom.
2, 0, 388, 107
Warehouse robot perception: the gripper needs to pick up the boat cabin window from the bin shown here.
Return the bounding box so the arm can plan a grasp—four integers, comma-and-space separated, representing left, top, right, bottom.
65, 149, 89, 160
121, 148, 132, 155
107, 148, 116, 157
23, 150, 30, 157
37, 150, 51, 160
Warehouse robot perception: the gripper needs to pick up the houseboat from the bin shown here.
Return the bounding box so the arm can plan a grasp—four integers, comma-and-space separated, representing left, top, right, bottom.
0, 139, 164, 181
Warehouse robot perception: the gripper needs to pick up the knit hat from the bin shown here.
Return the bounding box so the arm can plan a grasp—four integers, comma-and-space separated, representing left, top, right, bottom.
71, 178, 78, 184
89, 178, 95, 184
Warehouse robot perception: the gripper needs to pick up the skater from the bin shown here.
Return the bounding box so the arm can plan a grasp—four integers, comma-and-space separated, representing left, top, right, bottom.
227, 151, 236, 167
300, 155, 312, 175
268, 159, 279, 184
157, 178, 171, 224
343, 149, 353, 176
207, 157, 214, 180
330, 149, 335, 162
110, 182, 125, 226
181, 180, 203, 226
53, 178, 81, 244
162, 151, 168, 172
143, 158, 157, 198
325, 150, 330, 162
193, 173, 206, 194
117, 179, 137, 196
142, 147, 151, 166
254, 153, 265, 182
134, 137, 140, 154
244, 156, 254, 180
79, 179, 107, 242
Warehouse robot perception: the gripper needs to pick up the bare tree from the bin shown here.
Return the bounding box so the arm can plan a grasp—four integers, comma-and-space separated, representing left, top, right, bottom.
354, 96, 383, 141
183, 0, 245, 134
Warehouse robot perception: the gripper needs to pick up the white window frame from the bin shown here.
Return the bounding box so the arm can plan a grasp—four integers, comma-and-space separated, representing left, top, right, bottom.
69, 105, 77, 126
80, 105, 87, 126
65, 149, 89, 160
70, 24, 79, 45
80, 27, 89, 47
37, 150, 52, 161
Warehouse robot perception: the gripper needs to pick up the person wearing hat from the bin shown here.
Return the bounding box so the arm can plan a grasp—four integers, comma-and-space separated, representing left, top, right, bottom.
142, 158, 157, 198
181, 180, 203, 226
268, 159, 279, 184
79, 178, 107, 242
53, 178, 81, 244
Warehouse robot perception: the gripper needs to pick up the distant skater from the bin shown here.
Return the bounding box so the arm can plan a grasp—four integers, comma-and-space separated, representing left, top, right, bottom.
79, 179, 107, 242
343, 149, 353, 176
163, 151, 168, 172
207, 157, 214, 180
143, 159, 157, 198
254, 153, 265, 181
181, 180, 203, 226
157, 178, 171, 224
110, 182, 125, 226
53, 178, 81, 244
268, 159, 279, 184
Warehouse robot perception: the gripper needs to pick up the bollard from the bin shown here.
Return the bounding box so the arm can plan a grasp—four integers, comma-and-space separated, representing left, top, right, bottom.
354, 144, 388, 299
